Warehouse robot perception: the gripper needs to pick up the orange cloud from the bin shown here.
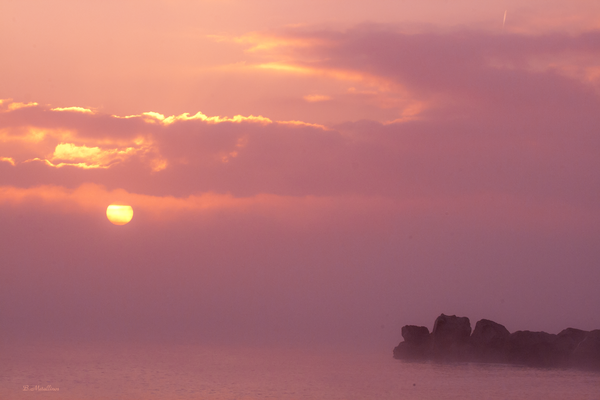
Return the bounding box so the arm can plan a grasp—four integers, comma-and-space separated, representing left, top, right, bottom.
0, 123, 159, 170
256, 62, 365, 81
0, 127, 74, 144
41, 141, 167, 171
8, 102, 38, 111
0, 100, 339, 174
0, 99, 38, 112
0, 157, 15, 166
277, 120, 330, 130
209, 31, 401, 96
142, 111, 272, 125
0, 127, 77, 164
27, 158, 107, 170
50, 143, 140, 168
254, 62, 399, 100
51, 106, 94, 114
212, 31, 327, 53
303, 94, 331, 102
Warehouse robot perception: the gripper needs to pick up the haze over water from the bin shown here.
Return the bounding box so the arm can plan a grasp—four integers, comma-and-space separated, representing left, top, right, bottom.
3, 341, 600, 399
2, 0, 600, 398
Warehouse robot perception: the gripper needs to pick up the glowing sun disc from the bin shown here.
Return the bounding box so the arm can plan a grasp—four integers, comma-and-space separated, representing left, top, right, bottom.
106, 204, 134, 225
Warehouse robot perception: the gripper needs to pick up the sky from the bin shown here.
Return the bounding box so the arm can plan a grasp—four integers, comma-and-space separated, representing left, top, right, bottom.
1, 0, 600, 350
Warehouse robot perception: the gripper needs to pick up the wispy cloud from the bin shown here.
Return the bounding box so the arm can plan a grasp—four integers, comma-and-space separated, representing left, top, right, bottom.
303, 94, 331, 102
51, 106, 94, 114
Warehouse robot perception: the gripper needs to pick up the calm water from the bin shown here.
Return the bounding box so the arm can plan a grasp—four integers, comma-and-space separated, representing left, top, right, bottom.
1, 341, 599, 399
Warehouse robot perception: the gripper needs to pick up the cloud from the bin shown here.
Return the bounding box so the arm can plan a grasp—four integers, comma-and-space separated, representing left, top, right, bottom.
3, 25, 600, 342
227, 31, 327, 52
232, 27, 600, 114
48, 142, 143, 169
0, 157, 15, 166
0, 99, 35, 111
303, 94, 332, 102
51, 106, 94, 114
2, 28, 600, 216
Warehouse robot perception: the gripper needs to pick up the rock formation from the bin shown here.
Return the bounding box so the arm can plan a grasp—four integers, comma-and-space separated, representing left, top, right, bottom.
571, 330, 600, 370
393, 314, 600, 370
471, 319, 510, 363
393, 325, 431, 359
431, 314, 471, 360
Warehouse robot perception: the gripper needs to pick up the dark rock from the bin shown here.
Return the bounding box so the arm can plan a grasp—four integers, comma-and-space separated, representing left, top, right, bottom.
471, 319, 510, 362
556, 328, 588, 349
431, 314, 471, 360
506, 330, 559, 367
572, 330, 600, 369
471, 319, 510, 348
432, 314, 471, 343
393, 314, 600, 370
554, 328, 588, 366
393, 340, 429, 359
393, 325, 431, 360
402, 325, 430, 344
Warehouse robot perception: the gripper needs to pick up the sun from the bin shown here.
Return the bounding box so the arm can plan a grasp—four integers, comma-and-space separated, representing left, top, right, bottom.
106, 204, 134, 225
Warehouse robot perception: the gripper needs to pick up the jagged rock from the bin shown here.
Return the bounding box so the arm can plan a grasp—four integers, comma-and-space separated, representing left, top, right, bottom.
431, 314, 471, 360
470, 319, 510, 362
572, 330, 600, 369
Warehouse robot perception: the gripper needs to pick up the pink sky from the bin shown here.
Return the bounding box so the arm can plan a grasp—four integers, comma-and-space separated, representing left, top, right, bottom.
1, 0, 600, 347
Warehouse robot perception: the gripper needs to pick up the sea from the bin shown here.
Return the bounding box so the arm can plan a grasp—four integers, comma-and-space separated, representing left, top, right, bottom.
1, 340, 599, 400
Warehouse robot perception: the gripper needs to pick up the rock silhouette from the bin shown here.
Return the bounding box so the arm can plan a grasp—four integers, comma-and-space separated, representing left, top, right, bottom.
431, 314, 471, 360
393, 314, 600, 370
471, 319, 510, 363
394, 325, 431, 359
